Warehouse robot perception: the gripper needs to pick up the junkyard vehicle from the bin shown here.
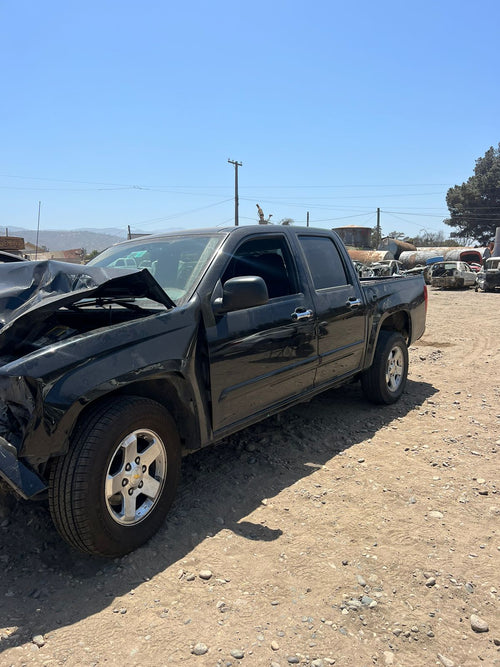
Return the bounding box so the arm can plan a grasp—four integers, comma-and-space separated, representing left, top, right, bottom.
475, 257, 500, 292
402, 265, 433, 285
0, 226, 427, 556
430, 261, 477, 289
370, 260, 403, 276
352, 260, 374, 278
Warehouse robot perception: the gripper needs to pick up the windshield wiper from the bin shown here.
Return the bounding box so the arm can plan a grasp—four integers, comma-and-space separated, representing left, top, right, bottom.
67, 297, 147, 312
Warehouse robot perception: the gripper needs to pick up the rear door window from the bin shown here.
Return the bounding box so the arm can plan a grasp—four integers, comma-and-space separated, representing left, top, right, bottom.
298, 236, 349, 290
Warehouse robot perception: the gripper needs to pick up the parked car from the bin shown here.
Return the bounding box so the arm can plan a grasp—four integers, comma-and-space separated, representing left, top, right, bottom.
0, 225, 427, 556
468, 262, 482, 273
352, 260, 374, 278
475, 257, 500, 292
370, 260, 403, 276
403, 265, 434, 285
430, 261, 477, 289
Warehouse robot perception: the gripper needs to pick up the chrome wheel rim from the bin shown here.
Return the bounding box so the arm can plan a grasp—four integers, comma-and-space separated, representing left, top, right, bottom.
105, 429, 167, 526
386, 346, 404, 393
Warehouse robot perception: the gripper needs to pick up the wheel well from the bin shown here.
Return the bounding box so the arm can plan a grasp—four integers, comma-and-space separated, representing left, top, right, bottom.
73, 376, 200, 455
380, 311, 410, 344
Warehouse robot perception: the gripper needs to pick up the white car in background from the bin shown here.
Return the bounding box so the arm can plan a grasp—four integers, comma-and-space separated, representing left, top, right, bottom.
429, 261, 477, 289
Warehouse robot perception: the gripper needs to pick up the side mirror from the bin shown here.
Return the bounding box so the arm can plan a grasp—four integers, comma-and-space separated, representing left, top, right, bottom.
213, 276, 268, 313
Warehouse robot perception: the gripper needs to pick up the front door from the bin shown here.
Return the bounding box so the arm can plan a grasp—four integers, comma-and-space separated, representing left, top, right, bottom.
206, 235, 317, 433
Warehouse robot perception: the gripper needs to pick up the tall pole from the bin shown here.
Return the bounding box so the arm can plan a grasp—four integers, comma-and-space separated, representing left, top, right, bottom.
376, 207, 381, 248
228, 159, 242, 226
35, 201, 41, 260
306, 211, 310, 227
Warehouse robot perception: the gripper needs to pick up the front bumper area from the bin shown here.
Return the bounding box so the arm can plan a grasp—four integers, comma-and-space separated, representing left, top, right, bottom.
0, 436, 47, 499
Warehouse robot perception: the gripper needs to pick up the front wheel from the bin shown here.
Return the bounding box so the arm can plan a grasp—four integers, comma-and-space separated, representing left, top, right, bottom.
49, 397, 181, 557
361, 331, 408, 405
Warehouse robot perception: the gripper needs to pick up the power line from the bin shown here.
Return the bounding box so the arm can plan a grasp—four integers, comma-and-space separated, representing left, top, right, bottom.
132, 198, 233, 228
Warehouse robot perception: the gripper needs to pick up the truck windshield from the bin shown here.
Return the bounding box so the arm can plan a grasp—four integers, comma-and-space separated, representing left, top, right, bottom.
88, 234, 221, 303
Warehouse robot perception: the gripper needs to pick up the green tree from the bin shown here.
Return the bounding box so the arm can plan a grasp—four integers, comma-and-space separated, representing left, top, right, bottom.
387, 230, 406, 240
84, 249, 100, 263
445, 144, 500, 244
405, 230, 458, 247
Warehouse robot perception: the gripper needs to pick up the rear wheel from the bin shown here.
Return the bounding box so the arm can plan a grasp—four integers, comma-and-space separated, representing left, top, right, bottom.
361, 331, 408, 405
49, 397, 181, 557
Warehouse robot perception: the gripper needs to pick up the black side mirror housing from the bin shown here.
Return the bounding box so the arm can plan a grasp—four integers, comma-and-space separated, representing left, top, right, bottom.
213, 276, 269, 313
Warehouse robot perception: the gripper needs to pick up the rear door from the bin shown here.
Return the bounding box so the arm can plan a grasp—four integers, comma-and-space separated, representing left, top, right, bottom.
206, 234, 317, 433
298, 234, 368, 388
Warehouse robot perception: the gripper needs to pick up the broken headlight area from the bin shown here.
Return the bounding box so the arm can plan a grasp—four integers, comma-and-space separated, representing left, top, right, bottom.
0, 375, 36, 450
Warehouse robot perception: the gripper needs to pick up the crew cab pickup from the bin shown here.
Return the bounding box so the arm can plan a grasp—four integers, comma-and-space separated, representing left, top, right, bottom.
0, 226, 427, 556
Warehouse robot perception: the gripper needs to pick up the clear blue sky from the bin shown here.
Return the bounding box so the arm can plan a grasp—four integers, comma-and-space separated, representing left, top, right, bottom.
2, 0, 499, 241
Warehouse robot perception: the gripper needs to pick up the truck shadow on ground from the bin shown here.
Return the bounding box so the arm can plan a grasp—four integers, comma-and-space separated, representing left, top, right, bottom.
0, 379, 436, 650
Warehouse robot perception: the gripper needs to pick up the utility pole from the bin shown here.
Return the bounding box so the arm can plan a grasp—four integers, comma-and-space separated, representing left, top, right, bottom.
228, 159, 242, 226
306, 211, 310, 227
376, 207, 381, 248
35, 201, 41, 260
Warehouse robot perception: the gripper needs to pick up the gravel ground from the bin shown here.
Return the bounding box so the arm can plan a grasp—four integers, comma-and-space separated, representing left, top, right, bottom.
0, 286, 499, 667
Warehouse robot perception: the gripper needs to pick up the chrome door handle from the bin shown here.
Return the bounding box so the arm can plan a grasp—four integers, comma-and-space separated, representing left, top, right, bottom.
291, 308, 314, 321
347, 298, 362, 308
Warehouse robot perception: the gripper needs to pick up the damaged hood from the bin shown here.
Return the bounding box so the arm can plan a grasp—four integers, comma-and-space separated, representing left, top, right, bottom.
0, 260, 176, 338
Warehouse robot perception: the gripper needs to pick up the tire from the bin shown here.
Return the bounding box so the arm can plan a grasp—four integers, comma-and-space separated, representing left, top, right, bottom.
49, 397, 181, 557
361, 331, 408, 405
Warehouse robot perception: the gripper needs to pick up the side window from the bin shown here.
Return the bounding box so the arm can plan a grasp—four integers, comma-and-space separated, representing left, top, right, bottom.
222, 236, 297, 299
299, 236, 349, 290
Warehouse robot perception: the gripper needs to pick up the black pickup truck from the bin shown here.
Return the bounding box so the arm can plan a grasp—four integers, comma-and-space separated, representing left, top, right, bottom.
0, 225, 427, 556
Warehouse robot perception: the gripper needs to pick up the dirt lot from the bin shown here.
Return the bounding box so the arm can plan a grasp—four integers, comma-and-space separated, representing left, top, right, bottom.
0, 287, 499, 667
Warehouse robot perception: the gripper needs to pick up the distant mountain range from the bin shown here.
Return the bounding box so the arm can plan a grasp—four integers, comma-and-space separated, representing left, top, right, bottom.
7, 227, 128, 252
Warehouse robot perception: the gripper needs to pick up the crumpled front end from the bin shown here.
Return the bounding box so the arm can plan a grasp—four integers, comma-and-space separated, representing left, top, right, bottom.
0, 375, 47, 499
431, 276, 463, 288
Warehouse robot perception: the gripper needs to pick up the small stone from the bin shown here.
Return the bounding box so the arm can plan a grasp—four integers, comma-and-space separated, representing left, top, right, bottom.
199, 570, 213, 580
437, 654, 455, 667
192, 642, 209, 655
32, 635, 45, 648
271, 640, 280, 650
429, 510, 444, 519
230, 649, 244, 659
287, 657, 300, 665
383, 651, 394, 665
464, 582, 474, 594
470, 614, 488, 633
311, 660, 325, 667
425, 577, 436, 587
